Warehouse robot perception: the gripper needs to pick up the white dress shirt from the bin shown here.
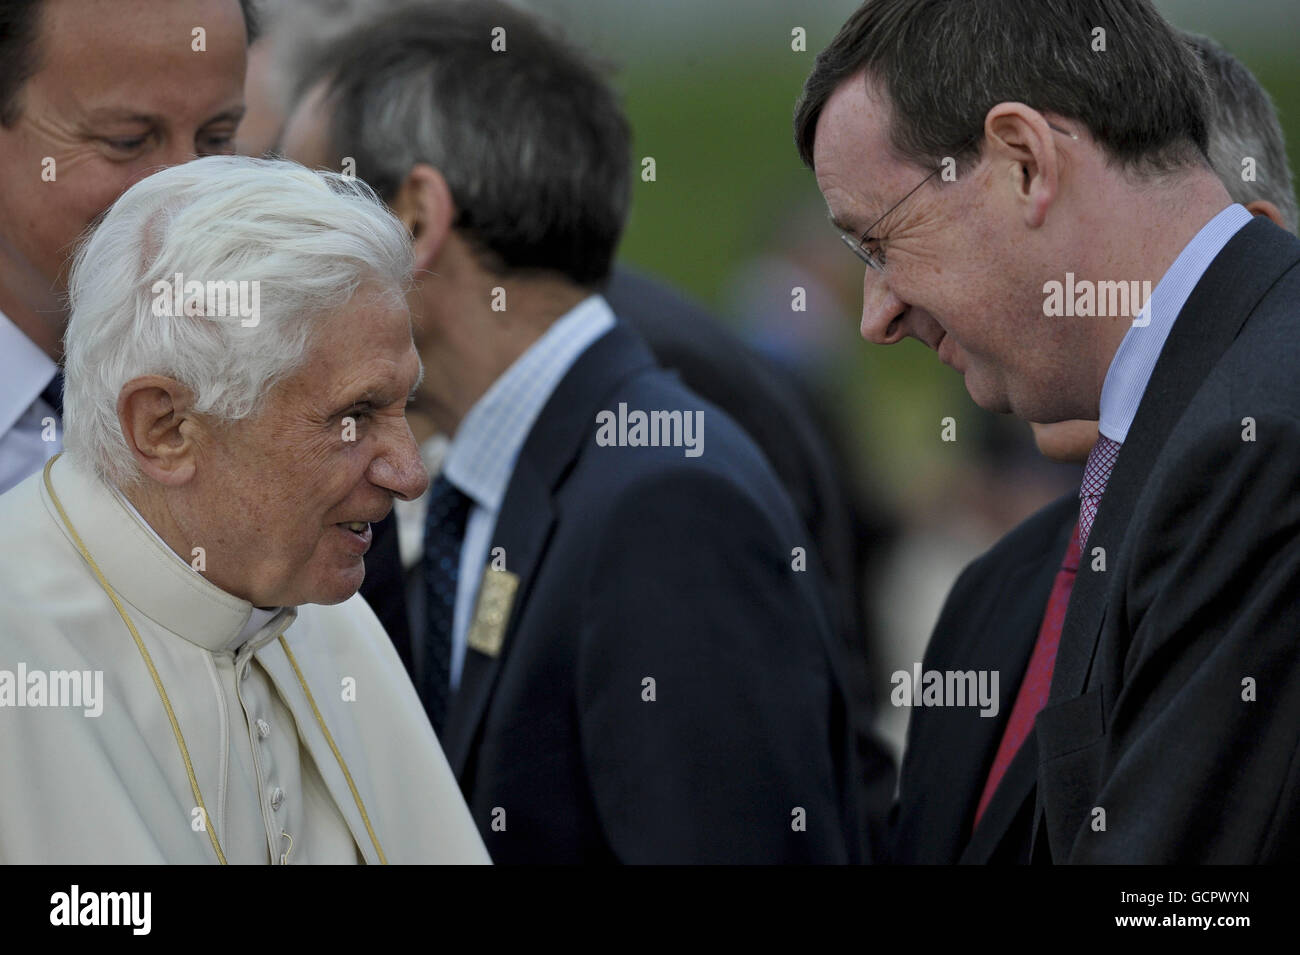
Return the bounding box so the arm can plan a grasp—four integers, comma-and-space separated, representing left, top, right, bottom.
407, 295, 614, 690
1098, 203, 1253, 443
0, 308, 61, 494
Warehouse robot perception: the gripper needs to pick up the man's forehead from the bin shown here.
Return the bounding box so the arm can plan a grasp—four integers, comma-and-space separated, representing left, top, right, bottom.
42, 0, 247, 61
813, 73, 897, 228
36, 0, 246, 111
297, 296, 417, 385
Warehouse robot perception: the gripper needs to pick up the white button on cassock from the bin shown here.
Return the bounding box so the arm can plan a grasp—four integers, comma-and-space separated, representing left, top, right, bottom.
256, 718, 270, 739
270, 787, 284, 811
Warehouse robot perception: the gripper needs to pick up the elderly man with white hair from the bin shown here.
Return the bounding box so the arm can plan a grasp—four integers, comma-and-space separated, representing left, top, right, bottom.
0, 155, 489, 864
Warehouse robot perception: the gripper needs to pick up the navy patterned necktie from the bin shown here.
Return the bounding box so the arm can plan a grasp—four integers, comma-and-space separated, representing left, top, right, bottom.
421, 473, 473, 737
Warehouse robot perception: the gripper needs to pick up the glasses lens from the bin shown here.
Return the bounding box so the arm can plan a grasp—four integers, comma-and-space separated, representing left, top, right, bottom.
840, 232, 882, 271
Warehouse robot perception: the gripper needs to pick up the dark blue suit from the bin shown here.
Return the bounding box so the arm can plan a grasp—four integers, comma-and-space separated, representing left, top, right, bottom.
1035, 218, 1300, 862
369, 321, 865, 863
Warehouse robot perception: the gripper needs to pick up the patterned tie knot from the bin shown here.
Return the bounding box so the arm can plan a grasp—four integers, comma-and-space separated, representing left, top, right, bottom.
1078, 434, 1122, 546
421, 473, 473, 736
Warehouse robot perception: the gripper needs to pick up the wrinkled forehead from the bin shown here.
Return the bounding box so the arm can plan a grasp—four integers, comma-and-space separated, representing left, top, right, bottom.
280, 287, 417, 397
812, 73, 903, 231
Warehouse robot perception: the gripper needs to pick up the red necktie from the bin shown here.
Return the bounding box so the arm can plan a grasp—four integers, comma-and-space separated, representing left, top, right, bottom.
972, 522, 1081, 830
972, 434, 1121, 830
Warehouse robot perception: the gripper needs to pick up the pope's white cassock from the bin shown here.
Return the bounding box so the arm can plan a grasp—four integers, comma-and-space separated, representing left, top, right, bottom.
0, 455, 490, 864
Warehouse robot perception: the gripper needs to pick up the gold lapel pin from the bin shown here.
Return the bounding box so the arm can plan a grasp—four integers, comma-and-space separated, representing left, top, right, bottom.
466, 566, 520, 658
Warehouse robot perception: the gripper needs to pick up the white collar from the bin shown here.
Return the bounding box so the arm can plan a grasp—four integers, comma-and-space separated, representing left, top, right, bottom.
112, 486, 282, 646
1097, 203, 1253, 443
442, 294, 615, 510
0, 307, 58, 436
43, 455, 291, 653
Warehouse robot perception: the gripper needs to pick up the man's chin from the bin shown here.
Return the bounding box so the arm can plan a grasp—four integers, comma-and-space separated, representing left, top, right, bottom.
962, 370, 1014, 416
297, 560, 367, 607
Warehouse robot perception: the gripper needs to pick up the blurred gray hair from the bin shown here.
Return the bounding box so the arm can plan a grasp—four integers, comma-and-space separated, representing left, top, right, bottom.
63, 155, 414, 488
291, 0, 630, 287
251, 0, 414, 120
1186, 33, 1298, 233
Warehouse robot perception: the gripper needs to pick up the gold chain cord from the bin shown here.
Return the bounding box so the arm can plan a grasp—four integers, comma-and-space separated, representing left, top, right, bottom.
42, 455, 228, 864
43, 454, 388, 865
277, 636, 387, 864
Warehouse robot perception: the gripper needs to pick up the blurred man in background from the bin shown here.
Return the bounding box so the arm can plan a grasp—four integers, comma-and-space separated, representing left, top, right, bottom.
800, 0, 1300, 862
0, 0, 253, 493
279, 0, 872, 863
240, 1, 896, 819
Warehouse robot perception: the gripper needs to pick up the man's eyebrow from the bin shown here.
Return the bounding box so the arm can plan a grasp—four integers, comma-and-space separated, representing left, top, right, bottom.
83, 105, 246, 127
337, 370, 424, 411
201, 106, 246, 127
829, 212, 859, 235
83, 108, 157, 125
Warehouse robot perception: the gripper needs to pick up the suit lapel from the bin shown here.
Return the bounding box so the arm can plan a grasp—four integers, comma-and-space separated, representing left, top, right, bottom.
1049, 218, 1300, 704
961, 732, 1038, 863
441, 458, 554, 777
1033, 218, 1300, 860
959, 503, 1077, 862
440, 323, 659, 780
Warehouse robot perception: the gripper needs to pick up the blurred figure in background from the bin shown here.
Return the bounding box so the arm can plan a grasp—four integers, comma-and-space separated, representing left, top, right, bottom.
242, 0, 896, 836
278, 0, 876, 863
0, 0, 253, 493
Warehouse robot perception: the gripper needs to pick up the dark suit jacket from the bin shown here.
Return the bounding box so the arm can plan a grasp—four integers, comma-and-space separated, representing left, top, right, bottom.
889, 493, 1078, 864
371, 322, 864, 863
1034, 217, 1300, 863
604, 268, 879, 654
603, 267, 896, 841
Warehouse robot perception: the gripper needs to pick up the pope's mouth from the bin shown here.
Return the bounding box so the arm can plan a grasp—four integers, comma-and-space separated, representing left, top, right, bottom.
334, 521, 373, 553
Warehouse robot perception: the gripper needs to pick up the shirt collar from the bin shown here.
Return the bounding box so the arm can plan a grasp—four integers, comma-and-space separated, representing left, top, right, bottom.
42, 454, 292, 653
1098, 203, 1253, 443
112, 485, 283, 646
0, 307, 58, 438
442, 294, 615, 511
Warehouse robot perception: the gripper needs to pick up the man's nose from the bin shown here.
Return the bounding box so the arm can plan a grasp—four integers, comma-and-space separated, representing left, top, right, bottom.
368, 420, 431, 502
859, 269, 908, 345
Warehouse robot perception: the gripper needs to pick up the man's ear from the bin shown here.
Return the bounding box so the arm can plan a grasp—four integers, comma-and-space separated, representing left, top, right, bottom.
389, 163, 456, 273
117, 376, 200, 486
1244, 199, 1287, 230
984, 103, 1062, 229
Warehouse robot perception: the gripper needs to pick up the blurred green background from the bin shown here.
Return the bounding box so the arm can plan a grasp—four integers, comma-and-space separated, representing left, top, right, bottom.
601, 1, 1300, 514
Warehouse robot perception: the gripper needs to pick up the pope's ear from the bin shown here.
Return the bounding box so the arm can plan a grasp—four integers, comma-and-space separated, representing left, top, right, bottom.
389, 163, 456, 273
116, 376, 200, 486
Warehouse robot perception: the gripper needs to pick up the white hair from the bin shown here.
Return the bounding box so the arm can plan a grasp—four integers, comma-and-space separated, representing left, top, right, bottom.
62, 155, 414, 487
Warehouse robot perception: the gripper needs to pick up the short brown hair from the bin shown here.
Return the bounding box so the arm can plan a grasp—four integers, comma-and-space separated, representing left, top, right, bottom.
794, 0, 1210, 177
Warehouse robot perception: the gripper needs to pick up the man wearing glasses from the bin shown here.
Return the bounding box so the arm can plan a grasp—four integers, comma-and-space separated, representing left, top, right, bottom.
798, 0, 1300, 863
